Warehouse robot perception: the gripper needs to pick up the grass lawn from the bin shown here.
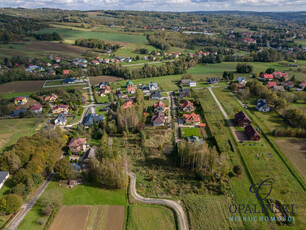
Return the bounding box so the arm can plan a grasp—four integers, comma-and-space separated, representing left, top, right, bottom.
127, 205, 176, 230
180, 127, 201, 138
183, 195, 244, 230
18, 181, 127, 230
37, 28, 147, 44
0, 118, 44, 152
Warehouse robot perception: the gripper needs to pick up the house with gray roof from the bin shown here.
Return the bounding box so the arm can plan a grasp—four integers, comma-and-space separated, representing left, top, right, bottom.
149, 82, 159, 91
150, 91, 163, 100
54, 113, 67, 126
83, 113, 105, 127
256, 99, 270, 112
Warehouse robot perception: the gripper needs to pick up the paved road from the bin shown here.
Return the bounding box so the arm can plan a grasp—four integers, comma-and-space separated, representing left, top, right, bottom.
7, 173, 55, 230
87, 77, 96, 114
207, 87, 239, 142
129, 172, 188, 230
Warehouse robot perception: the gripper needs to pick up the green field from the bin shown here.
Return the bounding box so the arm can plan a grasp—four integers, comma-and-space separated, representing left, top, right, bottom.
127, 205, 176, 230
0, 118, 44, 152
37, 28, 147, 44
180, 127, 201, 138
18, 181, 127, 230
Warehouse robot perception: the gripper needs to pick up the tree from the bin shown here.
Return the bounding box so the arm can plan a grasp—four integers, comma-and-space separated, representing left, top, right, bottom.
54, 158, 72, 180
233, 165, 243, 176
0, 194, 23, 214
231, 83, 238, 92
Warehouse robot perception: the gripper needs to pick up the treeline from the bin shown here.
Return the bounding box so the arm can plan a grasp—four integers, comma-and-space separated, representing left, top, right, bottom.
0, 14, 48, 42
236, 63, 254, 73
0, 129, 66, 214
35, 32, 62, 41
75, 38, 120, 51
87, 58, 197, 79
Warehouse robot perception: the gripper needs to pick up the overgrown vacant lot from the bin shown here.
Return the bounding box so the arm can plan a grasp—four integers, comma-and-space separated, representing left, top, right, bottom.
127, 205, 176, 230
89, 75, 122, 85
212, 87, 306, 227
0, 118, 43, 152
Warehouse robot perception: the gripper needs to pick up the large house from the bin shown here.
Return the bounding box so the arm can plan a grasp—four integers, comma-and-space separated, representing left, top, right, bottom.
30, 104, 42, 114
243, 38, 256, 45
83, 113, 105, 127
151, 112, 165, 126
180, 79, 196, 87
62, 78, 76, 84
154, 101, 165, 113
208, 78, 219, 84
0, 171, 9, 189
14, 96, 28, 105
54, 113, 67, 126
52, 104, 69, 114
127, 81, 136, 94
235, 111, 251, 127
149, 82, 159, 91
236, 77, 247, 84
180, 100, 194, 112
98, 82, 109, 89
68, 138, 88, 154
150, 91, 163, 100
179, 88, 191, 97
121, 100, 134, 109
261, 74, 274, 81
244, 125, 260, 141
299, 81, 306, 90
99, 85, 111, 96
256, 99, 270, 112
183, 113, 200, 125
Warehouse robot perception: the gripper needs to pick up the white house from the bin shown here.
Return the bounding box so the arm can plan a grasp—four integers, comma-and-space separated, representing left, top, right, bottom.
54, 113, 67, 126
0, 171, 9, 189
149, 82, 159, 91
189, 80, 197, 87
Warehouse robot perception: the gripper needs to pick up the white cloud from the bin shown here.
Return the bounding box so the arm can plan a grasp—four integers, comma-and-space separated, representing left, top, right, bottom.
0, 0, 305, 11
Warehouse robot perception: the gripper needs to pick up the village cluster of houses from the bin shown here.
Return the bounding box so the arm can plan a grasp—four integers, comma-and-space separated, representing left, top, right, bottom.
11, 96, 42, 117
261, 72, 306, 91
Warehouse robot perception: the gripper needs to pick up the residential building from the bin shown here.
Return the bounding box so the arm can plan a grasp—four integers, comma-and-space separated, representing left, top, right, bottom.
12, 109, 27, 117
0, 171, 9, 189
54, 113, 67, 126
83, 113, 105, 127
189, 80, 197, 87
180, 100, 194, 112
244, 125, 260, 141
91, 60, 99, 65
236, 77, 247, 84
273, 72, 289, 81
62, 78, 76, 84
14, 96, 28, 105
98, 82, 109, 88
208, 78, 219, 84
243, 38, 256, 45
63, 70, 70, 75
149, 82, 159, 91
154, 101, 165, 113
45, 93, 58, 102
150, 91, 163, 100
68, 138, 88, 154
127, 85, 136, 94
299, 81, 306, 90
183, 113, 200, 125
179, 88, 191, 97
235, 111, 251, 127
116, 90, 124, 98
151, 112, 165, 126
261, 73, 274, 81
30, 104, 42, 114
52, 104, 69, 114
121, 100, 134, 109
267, 81, 277, 89
282, 81, 294, 89
256, 99, 270, 112
180, 79, 191, 86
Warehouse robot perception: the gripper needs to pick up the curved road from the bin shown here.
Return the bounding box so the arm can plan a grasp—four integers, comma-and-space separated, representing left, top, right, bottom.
129, 172, 189, 230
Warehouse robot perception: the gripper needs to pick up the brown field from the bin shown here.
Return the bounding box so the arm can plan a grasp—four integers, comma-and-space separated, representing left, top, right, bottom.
25, 41, 89, 56
50, 206, 90, 230
90, 75, 122, 85
104, 206, 125, 230
0, 81, 45, 94
275, 137, 306, 181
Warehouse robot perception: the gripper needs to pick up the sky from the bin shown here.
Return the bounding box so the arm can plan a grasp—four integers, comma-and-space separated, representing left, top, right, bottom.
0, 0, 305, 12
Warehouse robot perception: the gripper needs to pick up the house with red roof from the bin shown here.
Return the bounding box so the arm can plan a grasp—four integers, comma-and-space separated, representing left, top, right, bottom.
53, 64, 59, 68
45, 93, 58, 102
180, 100, 194, 112
151, 112, 165, 126
30, 104, 42, 114
266, 82, 277, 89
273, 72, 289, 81
243, 38, 256, 45
244, 125, 260, 141
154, 101, 165, 113
63, 70, 70, 75
282, 81, 294, 89
235, 111, 251, 127
183, 113, 200, 125
261, 73, 274, 81
68, 138, 87, 154
54, 57, 61, 63
121, 100, 134, 109
91, 60, 99, 65
52, 104, 69, 114
14, 96, 28, 105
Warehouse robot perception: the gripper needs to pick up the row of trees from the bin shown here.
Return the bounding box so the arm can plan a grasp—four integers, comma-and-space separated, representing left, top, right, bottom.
35, 32, 62, 41
75, 38, 120, 51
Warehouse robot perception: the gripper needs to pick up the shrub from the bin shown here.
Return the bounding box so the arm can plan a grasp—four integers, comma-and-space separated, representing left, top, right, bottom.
233, 165, 243, 176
